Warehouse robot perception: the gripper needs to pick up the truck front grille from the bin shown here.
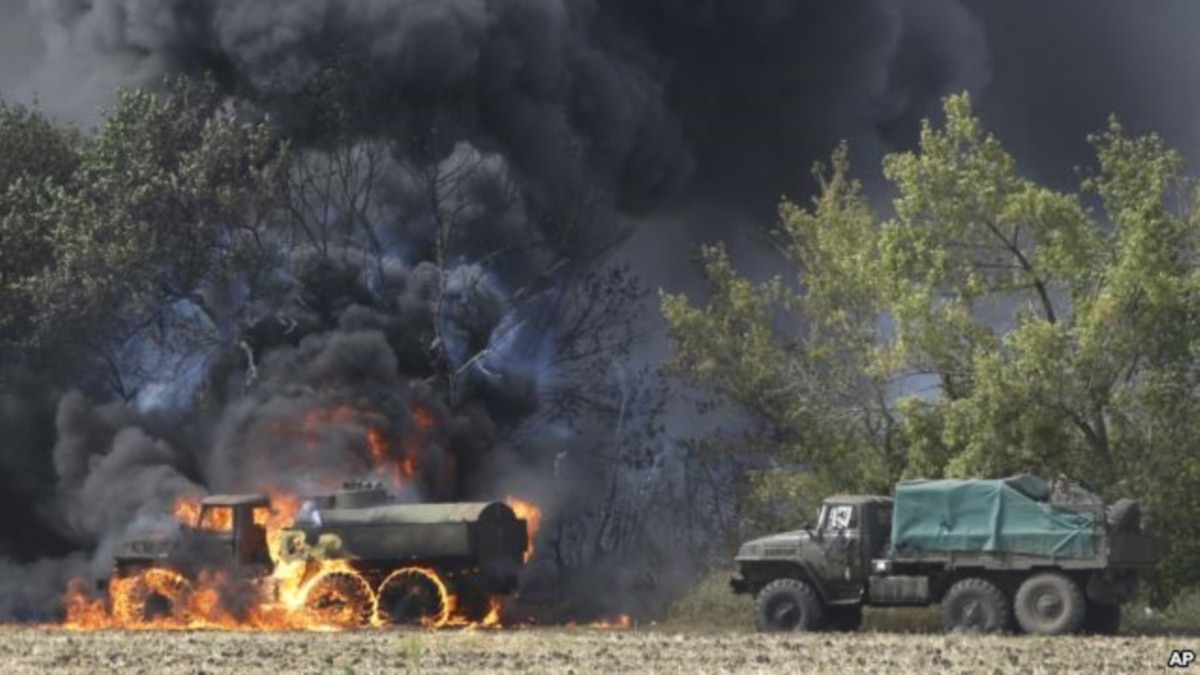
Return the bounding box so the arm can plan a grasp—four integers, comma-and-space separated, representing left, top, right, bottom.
764, 547, 798, 557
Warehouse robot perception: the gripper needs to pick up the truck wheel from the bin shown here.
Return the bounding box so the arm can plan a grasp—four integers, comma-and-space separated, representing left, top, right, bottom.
755, 578, 825, 632
376, 568, 450, 627
303, 570, 375, 628
826, 604, 863, 632
940, 578, 1011, 634
111, 568, 192, 625
143, 593, 172, 621
1014, 572, 1085, 635
1079, 601, 1121, 635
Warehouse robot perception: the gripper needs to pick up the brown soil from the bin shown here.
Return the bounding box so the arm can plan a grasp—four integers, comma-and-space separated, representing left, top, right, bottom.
0, 627, 1180, 674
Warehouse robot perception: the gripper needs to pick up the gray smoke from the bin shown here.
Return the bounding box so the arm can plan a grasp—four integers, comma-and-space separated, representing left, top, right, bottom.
51, 391, 201, 579
3, 0, 993, 218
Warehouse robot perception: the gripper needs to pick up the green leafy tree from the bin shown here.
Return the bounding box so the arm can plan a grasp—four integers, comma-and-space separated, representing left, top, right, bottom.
0, 79, 289, 391
663, 93, 1200, 604
0, 101, 84, 366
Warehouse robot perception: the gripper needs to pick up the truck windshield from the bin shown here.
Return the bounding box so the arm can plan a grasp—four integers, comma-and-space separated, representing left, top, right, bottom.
198, 506, 234, 532
820, 504, 856, 531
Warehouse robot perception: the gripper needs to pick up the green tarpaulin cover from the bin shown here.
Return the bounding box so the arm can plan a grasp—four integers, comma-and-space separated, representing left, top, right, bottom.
890, 475, 1098, 559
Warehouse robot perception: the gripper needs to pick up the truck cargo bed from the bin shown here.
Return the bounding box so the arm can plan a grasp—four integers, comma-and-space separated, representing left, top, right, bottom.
890, 476, 1101, 559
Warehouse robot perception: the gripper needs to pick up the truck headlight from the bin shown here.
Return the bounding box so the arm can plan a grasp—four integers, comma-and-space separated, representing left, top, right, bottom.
873, 559, 891, 574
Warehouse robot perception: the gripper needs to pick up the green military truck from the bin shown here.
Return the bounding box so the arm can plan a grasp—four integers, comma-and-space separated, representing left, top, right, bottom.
730, 475, 1154, 635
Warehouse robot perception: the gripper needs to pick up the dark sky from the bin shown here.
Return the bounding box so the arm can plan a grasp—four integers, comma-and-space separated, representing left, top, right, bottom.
4, 1, 1199, 312
966, 1, 1200, 186
7, 1, 1200, 200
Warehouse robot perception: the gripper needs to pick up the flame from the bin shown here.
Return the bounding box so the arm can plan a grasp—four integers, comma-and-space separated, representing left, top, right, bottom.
591, 614, 633, 630
376, 567, 452, 628
261, 490, 301, 558
400, 404, 434, 487
411, 405, 435, 433
366, 428, 391, 469
265, 403, 410, 490
173, 495, 202, 527
505, 496, 542, 563
479, 597, 503, 628
289, 563, 375, 628
367, 426, 421, 485
62, 579, 109, 629
301, 406, 359, 447
65, 559, 380, 631
173, 493, 234, 532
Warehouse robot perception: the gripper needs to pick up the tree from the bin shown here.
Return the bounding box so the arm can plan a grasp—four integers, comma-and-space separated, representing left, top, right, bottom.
0, 78, 288, 396
662, 93, 1200, 604
0, 101, 84, 373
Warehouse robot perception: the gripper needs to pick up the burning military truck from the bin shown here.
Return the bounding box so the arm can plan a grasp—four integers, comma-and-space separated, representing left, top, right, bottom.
87, 481, 530, 629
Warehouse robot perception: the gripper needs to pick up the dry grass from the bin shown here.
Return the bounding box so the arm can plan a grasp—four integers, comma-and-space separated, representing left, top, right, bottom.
0, 626, 1184, 674
1124, 592, 1200, 636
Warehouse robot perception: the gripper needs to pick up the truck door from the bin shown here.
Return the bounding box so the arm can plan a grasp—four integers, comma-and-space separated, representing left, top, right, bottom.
233, 506, 271, 568
818, 503, 861, 602
861, 503, 892, 579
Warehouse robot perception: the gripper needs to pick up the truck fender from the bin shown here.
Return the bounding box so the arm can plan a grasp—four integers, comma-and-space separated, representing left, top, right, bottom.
742, 560, 832, 604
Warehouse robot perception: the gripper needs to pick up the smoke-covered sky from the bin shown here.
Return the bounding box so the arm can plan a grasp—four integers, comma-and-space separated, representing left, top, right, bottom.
3, 0, 1200, 621
966, 1, 1200, 184
9, 0, 1200, 320
6, 1, 1200, 201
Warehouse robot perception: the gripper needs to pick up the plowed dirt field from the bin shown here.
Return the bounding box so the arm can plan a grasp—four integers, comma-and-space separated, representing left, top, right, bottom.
0, 627, 1185, 674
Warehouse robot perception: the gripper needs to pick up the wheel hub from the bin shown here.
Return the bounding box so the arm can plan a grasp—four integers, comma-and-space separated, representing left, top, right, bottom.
961, 599, 985, 627
770, 600, 800, 628
1034, 591, 1062, 618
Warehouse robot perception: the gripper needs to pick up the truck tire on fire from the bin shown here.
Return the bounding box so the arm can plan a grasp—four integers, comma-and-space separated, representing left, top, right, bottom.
301, 570, 375, 628
376, 568, 449, 626
112, 568, 193, 624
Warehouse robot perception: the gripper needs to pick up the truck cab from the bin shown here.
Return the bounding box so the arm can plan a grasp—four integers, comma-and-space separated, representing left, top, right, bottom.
110, 494, 273, 577
730, 495, 893, 630
186, 494, 274, 569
